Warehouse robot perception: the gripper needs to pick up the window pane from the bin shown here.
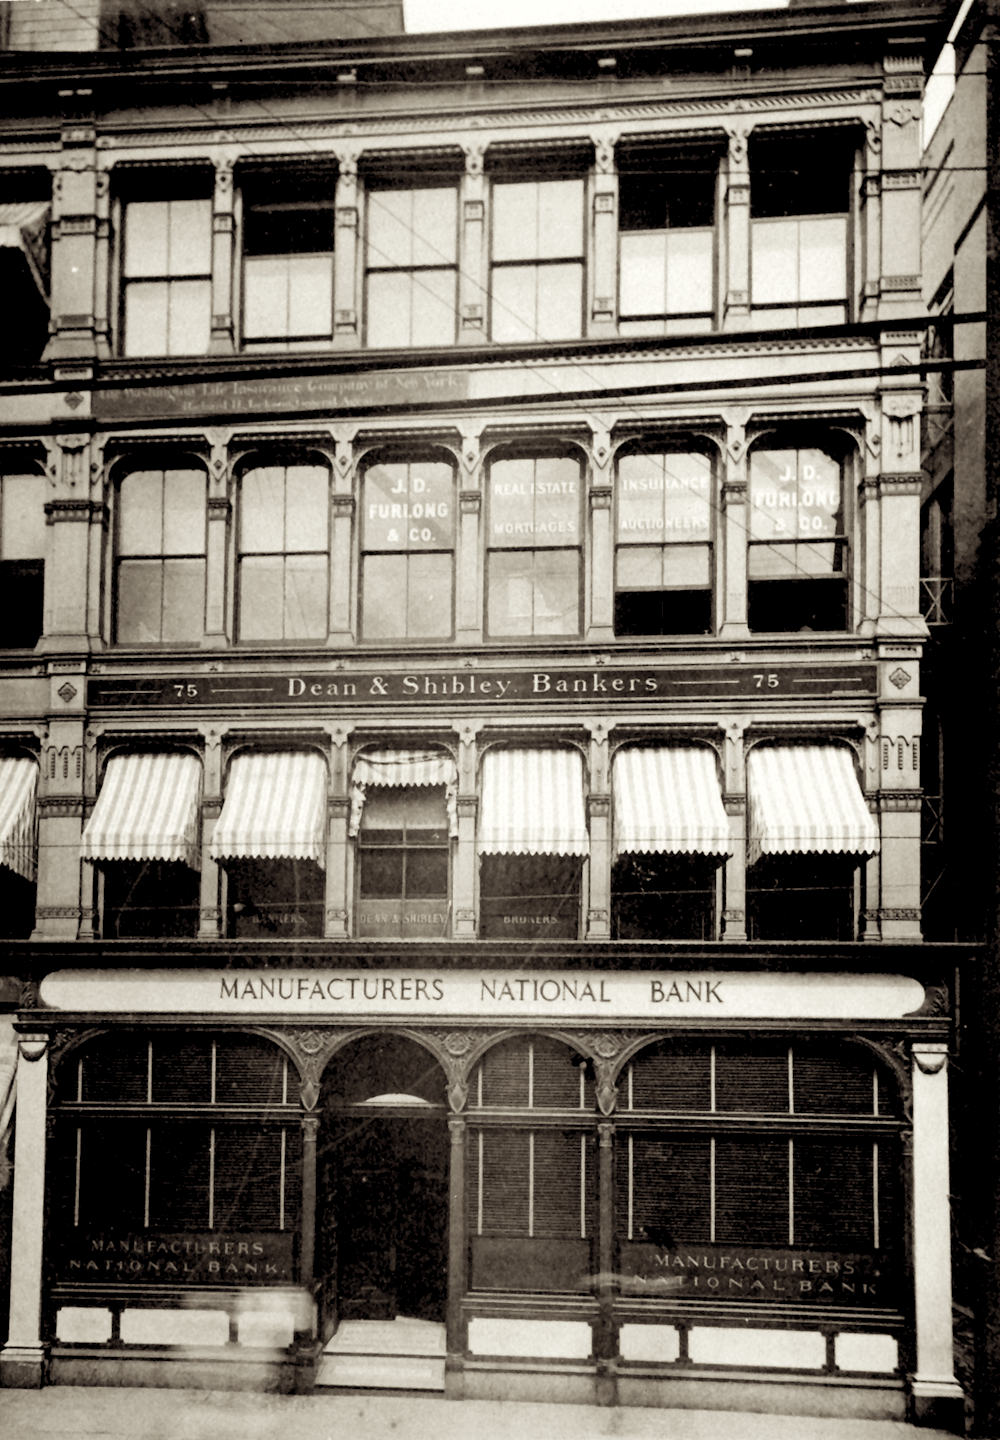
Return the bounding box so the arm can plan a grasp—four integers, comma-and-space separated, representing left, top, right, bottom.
630, 1042, 712, 1111
665, 545, 711, 588
491, 265, 537, 344
752, 219, 798, 306
798, 449, 842, 531
617, 546, 665, 589
536, 263, 583, 341
533, 549, 580, 633
533, 1131, 584, 1235
162, 558, 205, 641
748, 543, 799, 579
284, 553, 328, 639
490, 456, 580, 548
412, 187, 457, 267
214, 1127, 284, 1230
716, 1043, 789, 1112
406, 848, 448, 897
488, 550, 534, 635
162, 470, 206, 555
715, 1137, 789, 1245
627, 1136, 710, 1244
117, 559, 163, 642
410, 267, 457, 347
367, 269, 413, 348
124, 201, 168, 277
215, 1037, 288, 1105
2, 475, 46, 559
799, 217, 847, 302
620, 232, 666, 316
287, 254, 333, 337
120, 470, 163, 555
617, 452, 712, 542
124, 282, 168, 356
363, 461, 455, 551
284, 466, 329, 552
362, 552, 405, 639
244, 255, 291, 339
407, 551, 452, 637
492, 181, 536, 262
664, 229, 713, 315
480, 1129, 528, 1233
367, 189, 414, 269
795, 1138, 875, 1248
795, 540, 843, 577
238, 555, 284, 640
168, 198, 212, 275
166, 278, 211, 355
359, 848, 404, 896
749, 449, 798, 541
537, 179, 584, 260
154, 1038, 211, 1103
242, 467, 285, 553
149, 1124, 210, 1229
78, 1123, 147, 1231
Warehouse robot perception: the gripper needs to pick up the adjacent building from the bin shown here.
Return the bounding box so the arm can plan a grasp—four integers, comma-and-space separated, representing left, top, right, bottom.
0, 0, 973, 1429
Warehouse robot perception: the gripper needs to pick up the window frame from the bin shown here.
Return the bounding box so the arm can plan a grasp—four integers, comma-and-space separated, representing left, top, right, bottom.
0, 463, 46, 649
355, 784, 452, 940
117, 175, 214, 358
358, 451, 457, 642
235, 457, 332, 645
113, 462, 208, 647
362, 172, 461, 350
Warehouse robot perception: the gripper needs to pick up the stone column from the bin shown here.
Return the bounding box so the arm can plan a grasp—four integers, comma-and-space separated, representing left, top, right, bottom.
595, 1120, 618, 1407
454, 723, 481, 938
209, 158, 235, 355
909, 1042, 965, 1429
333, 155, 360, 347
723, 124, 751, 329
0, 1033, 49, 1387
458, 146, 486, 343
719, 410, 750, 638
722, 720, 747, 940
589, 135, 618, 341
586, 723, 610, 940
299, 1110, 320, 1300
446, 1115, 468, 1393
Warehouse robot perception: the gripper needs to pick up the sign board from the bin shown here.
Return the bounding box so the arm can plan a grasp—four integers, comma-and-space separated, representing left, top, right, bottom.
39, 969, 925, 1021
619, 1243, 892, 1306
55, 1232, 295, 1285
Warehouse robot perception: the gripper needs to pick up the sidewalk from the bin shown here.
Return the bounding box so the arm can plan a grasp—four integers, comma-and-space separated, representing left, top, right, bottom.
0, 1388, 967, 1440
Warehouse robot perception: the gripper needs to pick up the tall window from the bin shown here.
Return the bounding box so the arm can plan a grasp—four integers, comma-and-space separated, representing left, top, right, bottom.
617, 1040, 900, 1309
486, 452, 582, 638
467, 1036, 596, 1293
618, 146, 717, 335
360, 457, 455, 639
122, 188, 212, 356
357, 787, 450, 939
242, 169, 336, 348
0, 468, 45, 648
748, 445, 848, 632
615, 449, 714, 636
115, 468, 206, 644
237, 463, 329, 642
365, 181, 458, 348
490, 167, 586, 343
750, 133, 852, 329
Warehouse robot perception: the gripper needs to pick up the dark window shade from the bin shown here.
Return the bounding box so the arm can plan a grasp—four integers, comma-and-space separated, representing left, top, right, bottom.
215, 1037, 287, 1105
213, 1127, 285, 1231
716, 1043, 789, 1113
148, 1123, 211, 1229
629, 1041, 712, 1111
0, 561, 43, 647
715, 1137, 789, 1245
621, 1136, 710, 1245
478, 1039, 529, 1108
81, 1036, 149, 1102
531, 1037, 586, 1109
794, 1138, 875, 1248
478, 1128, 529, 1234
794, 1050, 875, 1117
102, 861, 200, 939
153, 1039, 211, 1104
534, 1131, 589, 1237
878, 1142, 898, 1245
77, 1121, 147, 1231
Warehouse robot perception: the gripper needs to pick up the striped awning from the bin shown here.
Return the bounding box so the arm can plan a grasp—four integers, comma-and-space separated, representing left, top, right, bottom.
349, 748, 458, 839
746, 745, 880, 866
613, 746, 731, 859
0, 757, 37, 881
478, 748, 588, 856
210, 750, 327, 867
81, 753, 202, 868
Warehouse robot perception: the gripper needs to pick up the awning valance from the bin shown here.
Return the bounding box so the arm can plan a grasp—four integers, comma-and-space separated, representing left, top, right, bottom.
613, 746, 731, 859
0, 757, 37, 881
349, 748, 458, 838
0, 201, 50, 301
210, 750, 327, 867
478, 748, 588, 856
82, 753, 202, 868
746, 744, 879, 866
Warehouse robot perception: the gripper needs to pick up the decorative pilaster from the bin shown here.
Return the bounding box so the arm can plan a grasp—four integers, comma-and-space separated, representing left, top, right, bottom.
446, 1116, 468, 1378
40, 434, 100, 653
454, 722, 481, 937
198, 730, 223, 938
589, 133, 618, 337
44, 134, 99, 362
860, 121, 882, 323
586, 722, 611, 939
879, 59, 924, 319
459, 146, 487, 343
595, 1120, 618, 1407
333, 154, 360, 344
93, 166, 111, 358
299, 1110, 320, 1303
209, 158, 236, 355
32, 708, 86, 941
719, 408, 751, 637
456, 428, 484, 641
874, 384, 927, 637
0, 1033, 49, 1387
722, 719, 747, 939
325, 725, 351, 937
204, 428, 232, 646
908, 1043, 965, 1429
588, 427, 614, 639
724, 124, 752, 327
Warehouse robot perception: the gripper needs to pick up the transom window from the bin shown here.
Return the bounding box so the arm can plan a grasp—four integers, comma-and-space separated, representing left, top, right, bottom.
237, 463, 330, 642
614, 448, 714, 636
115, 467, 206, 644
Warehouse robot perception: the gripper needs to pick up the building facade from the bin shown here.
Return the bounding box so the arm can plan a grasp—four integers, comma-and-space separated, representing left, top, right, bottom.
0, 0, 972, 1429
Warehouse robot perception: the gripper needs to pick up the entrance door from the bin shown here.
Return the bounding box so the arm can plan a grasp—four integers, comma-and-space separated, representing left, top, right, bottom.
321, 1114, 448, 1326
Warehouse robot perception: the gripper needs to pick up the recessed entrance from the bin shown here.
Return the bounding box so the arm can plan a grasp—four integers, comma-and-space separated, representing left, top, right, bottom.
318, 1035, 449, 1335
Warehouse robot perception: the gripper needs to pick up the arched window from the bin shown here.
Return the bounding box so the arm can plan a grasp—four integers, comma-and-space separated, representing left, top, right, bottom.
236, 461, 330, 642
485, 451, 583, 639
359, 454, 456, 640
115, 465, 207, 645
614, 448, 715, 636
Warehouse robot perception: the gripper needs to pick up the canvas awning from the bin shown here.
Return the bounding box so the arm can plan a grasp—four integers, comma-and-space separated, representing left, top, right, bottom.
0, 201, 50, 302
0, 1015, 16, 1164
746, 744, 879, 866
0, 757, 37, 882
349, 748, 458, 838
210, 750, 327, 867
478, 748, 588, 856
81, 752, 202, 868
613, 746, 731, 859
